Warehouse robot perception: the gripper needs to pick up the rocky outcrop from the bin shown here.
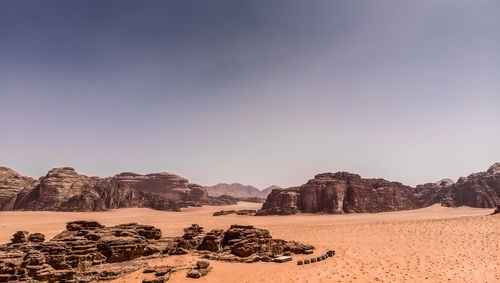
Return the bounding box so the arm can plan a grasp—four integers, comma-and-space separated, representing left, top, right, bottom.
1, 166, 236, 212
259, 164, 500, 215
0, 221, 169, 282
13, 167, 105, 211
170, 224, 314, 263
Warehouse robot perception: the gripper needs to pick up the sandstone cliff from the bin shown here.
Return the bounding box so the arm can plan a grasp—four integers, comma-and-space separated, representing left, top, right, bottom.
258, 164, 500, 215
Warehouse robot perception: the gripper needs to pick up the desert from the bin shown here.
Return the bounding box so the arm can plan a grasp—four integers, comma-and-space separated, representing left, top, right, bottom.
2, 1, 499, 282
1, 202, 498, 282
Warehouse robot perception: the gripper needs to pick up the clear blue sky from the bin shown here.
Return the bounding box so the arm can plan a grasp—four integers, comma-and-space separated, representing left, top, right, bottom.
1, 1, 499, 188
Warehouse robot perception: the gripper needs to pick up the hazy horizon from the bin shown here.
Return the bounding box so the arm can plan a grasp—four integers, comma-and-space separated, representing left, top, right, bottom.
1, 1, 499, 189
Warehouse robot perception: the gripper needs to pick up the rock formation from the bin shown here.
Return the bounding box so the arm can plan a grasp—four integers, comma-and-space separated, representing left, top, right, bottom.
170, 224, 314, 263
0, 220, 315, 281
258, 164, 500, 215
0, 221, 169, 282
0, 166, 236, 212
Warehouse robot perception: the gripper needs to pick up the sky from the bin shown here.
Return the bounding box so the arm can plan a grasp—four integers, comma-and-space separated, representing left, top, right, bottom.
1, 1, 499, 189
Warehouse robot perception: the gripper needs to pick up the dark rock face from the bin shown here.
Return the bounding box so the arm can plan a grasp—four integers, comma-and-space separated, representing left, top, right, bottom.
0, 221, 169, 282
259, 164, 500, 215
1, 166, 236, 212
171, 224, 314, 262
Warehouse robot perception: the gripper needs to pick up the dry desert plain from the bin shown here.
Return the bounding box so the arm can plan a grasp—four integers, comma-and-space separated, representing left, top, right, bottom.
0, 202, 498, 283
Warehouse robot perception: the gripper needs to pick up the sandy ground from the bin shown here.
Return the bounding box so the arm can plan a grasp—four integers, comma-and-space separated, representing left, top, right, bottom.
0, 203, 498, 282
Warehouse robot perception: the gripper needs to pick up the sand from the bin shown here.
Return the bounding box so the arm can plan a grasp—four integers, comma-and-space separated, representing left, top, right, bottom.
1, 203, 498, 282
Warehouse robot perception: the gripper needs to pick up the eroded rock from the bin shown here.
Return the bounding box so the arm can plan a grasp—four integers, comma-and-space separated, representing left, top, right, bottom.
0, 221, 170, 282
172, 224, 314, 263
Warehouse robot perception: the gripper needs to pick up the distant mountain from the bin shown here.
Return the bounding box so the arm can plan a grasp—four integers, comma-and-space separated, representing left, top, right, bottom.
204, 183, 279, 199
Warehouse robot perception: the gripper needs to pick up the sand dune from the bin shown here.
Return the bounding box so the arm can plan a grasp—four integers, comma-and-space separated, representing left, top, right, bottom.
1, 203, 498, 282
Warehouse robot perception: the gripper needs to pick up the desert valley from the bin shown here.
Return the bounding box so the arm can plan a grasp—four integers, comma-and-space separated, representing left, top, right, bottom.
0, 163, 499, 282
1, 1, 499, 282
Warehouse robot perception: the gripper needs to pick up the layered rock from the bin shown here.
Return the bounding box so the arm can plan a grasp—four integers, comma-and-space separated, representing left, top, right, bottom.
0, 221, 313, 282
0, 221, 168, 282
170, 224, 314, 262
259, 164, 500, 215
1, 166, 236, 212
